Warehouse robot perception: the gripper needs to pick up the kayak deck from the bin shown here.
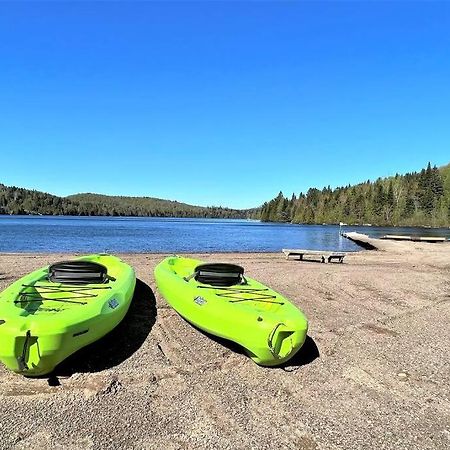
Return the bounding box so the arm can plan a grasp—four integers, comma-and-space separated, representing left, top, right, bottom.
0, 254, 136, 376
155, 256, 308, 366
169, 256, 287, 313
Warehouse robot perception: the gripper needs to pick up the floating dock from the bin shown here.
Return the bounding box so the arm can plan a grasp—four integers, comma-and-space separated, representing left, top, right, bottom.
380, 235, 447, 243
341, 232, 378, 250
342, 231, 448, 250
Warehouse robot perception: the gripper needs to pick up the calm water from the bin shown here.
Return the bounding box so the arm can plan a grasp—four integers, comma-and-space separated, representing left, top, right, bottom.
0, 216, 448, 253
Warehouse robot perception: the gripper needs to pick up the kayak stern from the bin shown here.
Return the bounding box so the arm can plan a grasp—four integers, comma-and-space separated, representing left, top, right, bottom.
245, 320, 308, 366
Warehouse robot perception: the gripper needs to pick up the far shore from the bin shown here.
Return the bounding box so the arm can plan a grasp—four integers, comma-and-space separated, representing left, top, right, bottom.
0, 238, 449, 449
1, 213, 450, 229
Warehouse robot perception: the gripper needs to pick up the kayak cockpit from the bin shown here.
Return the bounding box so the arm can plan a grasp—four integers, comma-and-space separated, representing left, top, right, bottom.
192, 263, 245, 287
12, 260, 115, 316
48, 260, 110, 284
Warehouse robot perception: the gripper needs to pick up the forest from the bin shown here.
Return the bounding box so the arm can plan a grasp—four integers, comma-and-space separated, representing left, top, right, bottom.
2, 162, 449, 226
259, 162, 450, 227
0, 187, 248, 219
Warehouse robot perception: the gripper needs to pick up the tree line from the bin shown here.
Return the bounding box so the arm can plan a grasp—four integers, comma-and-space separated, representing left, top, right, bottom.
258, 162, 450, 227
0, 186, 250, 219
3, 162, 449, 225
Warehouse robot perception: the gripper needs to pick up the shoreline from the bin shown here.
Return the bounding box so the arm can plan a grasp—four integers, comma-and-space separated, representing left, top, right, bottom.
0, 249, 364, 256
0, 241, 449, 449
2, 213, 450, 229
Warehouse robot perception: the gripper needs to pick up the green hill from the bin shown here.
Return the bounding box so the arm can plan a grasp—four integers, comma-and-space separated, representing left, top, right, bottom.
0, 185, 248, 219
67, 193, 247, 218
2, 161, 449, 225
259, 162, 450, 227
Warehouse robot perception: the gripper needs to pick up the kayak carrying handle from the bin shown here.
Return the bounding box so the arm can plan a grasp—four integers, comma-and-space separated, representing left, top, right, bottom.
17, 330, 31, 371
267, 322, 294, 360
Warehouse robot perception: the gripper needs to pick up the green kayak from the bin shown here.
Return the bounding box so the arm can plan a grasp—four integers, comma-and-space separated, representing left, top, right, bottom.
154, 256, 308, 366
0, 254, 136, 376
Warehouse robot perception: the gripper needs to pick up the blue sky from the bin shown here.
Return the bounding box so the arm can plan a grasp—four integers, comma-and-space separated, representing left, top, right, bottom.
0, 1, 449, 209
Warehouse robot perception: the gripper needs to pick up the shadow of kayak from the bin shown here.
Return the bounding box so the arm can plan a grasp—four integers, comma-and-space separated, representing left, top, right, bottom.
53, 278, 157, 377
181, 316, 319, 370
278, 335, 320, 371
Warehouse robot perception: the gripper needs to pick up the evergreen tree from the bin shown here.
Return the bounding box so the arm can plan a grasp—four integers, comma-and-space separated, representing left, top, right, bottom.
259, 162, 450, 227
404, 195, 416, 218
373, 183, 385, 219
384, 181, 395, 221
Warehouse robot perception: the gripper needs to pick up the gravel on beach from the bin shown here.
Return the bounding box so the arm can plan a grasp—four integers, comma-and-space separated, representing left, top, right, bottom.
0, 240, 449, 450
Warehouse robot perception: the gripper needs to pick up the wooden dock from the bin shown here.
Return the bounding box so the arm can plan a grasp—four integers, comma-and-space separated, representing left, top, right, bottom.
380, 234, 447, 243
341, 232, 378, 250
282, 249, 347, 263
342, 231, 448, 250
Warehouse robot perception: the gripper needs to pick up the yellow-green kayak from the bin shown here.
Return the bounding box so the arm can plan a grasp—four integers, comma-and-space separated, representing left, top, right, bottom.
154, 256, 308, 366
0, 254, 136, 376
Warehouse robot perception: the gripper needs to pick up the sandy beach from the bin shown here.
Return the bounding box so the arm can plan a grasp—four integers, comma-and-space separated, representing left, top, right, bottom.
0, 239, 449, 450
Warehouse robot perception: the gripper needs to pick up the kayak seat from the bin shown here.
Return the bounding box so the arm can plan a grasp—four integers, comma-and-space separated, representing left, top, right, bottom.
194, 263, 245, 287
48, 261, 109, 285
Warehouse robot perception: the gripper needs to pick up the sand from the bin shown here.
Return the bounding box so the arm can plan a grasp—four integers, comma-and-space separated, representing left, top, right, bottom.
0, 239, 449, 449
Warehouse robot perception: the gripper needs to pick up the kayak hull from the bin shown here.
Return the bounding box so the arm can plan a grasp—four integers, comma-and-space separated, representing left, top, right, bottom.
154, 256, 308, 366
0, 255, 136, 376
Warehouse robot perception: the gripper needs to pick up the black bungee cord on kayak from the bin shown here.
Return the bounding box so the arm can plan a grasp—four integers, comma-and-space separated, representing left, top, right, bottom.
15, 284, 112, 305
197, 286, 284, 305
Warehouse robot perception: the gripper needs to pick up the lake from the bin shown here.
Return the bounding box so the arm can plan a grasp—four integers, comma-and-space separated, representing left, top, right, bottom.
0, 216, 448, 253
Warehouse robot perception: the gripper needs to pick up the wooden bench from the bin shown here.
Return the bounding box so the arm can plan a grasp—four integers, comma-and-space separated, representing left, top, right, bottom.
282, 249, 346, 263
